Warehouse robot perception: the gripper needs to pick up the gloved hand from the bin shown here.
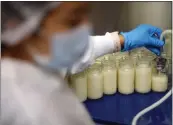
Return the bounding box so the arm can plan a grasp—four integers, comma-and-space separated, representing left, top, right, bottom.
120, 24, 164, 55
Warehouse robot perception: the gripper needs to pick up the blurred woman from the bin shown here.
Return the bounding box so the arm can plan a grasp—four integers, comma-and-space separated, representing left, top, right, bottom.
1, 2, 164, 125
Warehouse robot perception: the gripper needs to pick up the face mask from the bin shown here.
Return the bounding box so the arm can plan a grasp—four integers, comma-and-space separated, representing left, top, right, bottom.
33, 24, 91, 73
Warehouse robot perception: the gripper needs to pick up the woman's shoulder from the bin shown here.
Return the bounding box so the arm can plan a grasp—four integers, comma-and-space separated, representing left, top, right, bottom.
1, 58, 65, 91
1, 58, 41, 79
1, 58, 57, 85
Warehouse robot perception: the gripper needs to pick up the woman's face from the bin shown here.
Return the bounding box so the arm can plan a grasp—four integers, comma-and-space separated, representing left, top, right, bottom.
29, 2, 90, 57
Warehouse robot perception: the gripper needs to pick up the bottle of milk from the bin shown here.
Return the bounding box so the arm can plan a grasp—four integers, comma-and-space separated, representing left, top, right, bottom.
167, 57, 172, 75
96, 56, 105, 62
118, 60, 135, 94
152, 72, 168, 92
110, 54, 121, 68
87, 63, 103, 99
110, 52, 129, 68
130, 50, 145, 67
130, 54, 139, 66
135, 60, 152, 93
161, 53, 172, 75
102, 60, 117, 95
161, 30, 172, 58
151, 61, 157, 74
104, 54, 112, 60
71, 71, 87, 102
144, 54, 157, 74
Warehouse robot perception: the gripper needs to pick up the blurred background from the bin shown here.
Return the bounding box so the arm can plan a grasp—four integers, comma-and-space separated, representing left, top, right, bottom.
90, 2, 172, 35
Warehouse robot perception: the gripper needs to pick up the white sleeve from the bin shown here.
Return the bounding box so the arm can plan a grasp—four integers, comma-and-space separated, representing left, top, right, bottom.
69, 32, 121, 74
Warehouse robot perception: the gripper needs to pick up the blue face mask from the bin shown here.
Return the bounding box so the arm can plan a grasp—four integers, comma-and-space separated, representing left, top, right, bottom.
33, 24, 91, 72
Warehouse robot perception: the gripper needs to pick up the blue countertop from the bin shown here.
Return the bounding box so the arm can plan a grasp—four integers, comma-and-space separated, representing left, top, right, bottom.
84, 91, 172, 125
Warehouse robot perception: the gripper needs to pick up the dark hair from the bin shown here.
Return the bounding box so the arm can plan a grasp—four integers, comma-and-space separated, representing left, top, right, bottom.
1, 43, 9, 57
1, 43, 7, 51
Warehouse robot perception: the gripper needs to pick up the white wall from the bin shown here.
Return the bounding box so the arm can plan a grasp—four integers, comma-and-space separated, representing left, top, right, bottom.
124, 2, 172, 30
90, 2, 124, 35
90, 2, 172, 35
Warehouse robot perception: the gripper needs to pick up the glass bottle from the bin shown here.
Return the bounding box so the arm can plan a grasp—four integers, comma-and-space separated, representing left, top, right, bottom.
145, 54, 156, 61
165, 57, 172, 89
102, 60, 117, 95
87, 63, 103, 99
166, 57, 172, 75
130, 50, 146, 67
71, 71, 87, 102
130, 54, 139, 66
130, 48, 143, 57
145, 55, 157, 74
151, 61, 157, 74
110, 52, 129, 68
114, 51, 129, 57
95, 60, 102, 65
161, 53, 172, 75
130, 47, 156, 57
104, 54, 112, 60
118, 60, 135, 94
135, 60, 152, 93
152, 72, 168, 92
96, 54, 111, 62
96, 56, 105, 62
109, 54, 120, 68
161, 30, 172, 58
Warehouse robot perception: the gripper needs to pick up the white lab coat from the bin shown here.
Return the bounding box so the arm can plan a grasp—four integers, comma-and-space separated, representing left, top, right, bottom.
1, 32, 120, 125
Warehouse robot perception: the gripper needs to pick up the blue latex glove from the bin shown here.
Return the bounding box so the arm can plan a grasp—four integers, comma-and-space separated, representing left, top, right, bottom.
120, 24, 164, 55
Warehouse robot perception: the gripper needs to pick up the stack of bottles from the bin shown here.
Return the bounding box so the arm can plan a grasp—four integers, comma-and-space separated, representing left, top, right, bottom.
69, 47, 171, 102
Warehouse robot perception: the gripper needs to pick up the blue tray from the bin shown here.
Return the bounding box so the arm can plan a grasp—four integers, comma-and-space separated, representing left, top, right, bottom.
84, 91, 172, 125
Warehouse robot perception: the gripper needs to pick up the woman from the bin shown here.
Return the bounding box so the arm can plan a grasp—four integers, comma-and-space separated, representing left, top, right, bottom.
1, 2, 164, 125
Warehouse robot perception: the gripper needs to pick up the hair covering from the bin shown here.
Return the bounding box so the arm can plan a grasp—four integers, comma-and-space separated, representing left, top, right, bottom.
1, 1, 61, 45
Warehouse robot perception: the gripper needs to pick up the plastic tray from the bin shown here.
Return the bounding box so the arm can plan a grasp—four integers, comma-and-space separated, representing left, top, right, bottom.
84, 91, 172, 125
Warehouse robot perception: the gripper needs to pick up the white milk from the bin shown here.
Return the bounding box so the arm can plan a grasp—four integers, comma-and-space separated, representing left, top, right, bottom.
87, 72, 103, 99
152, 73, 168, 92
135, 64, 152, 93
103, 69, 117, 95
71, 74, 87, 102
118, 64, 135, 94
